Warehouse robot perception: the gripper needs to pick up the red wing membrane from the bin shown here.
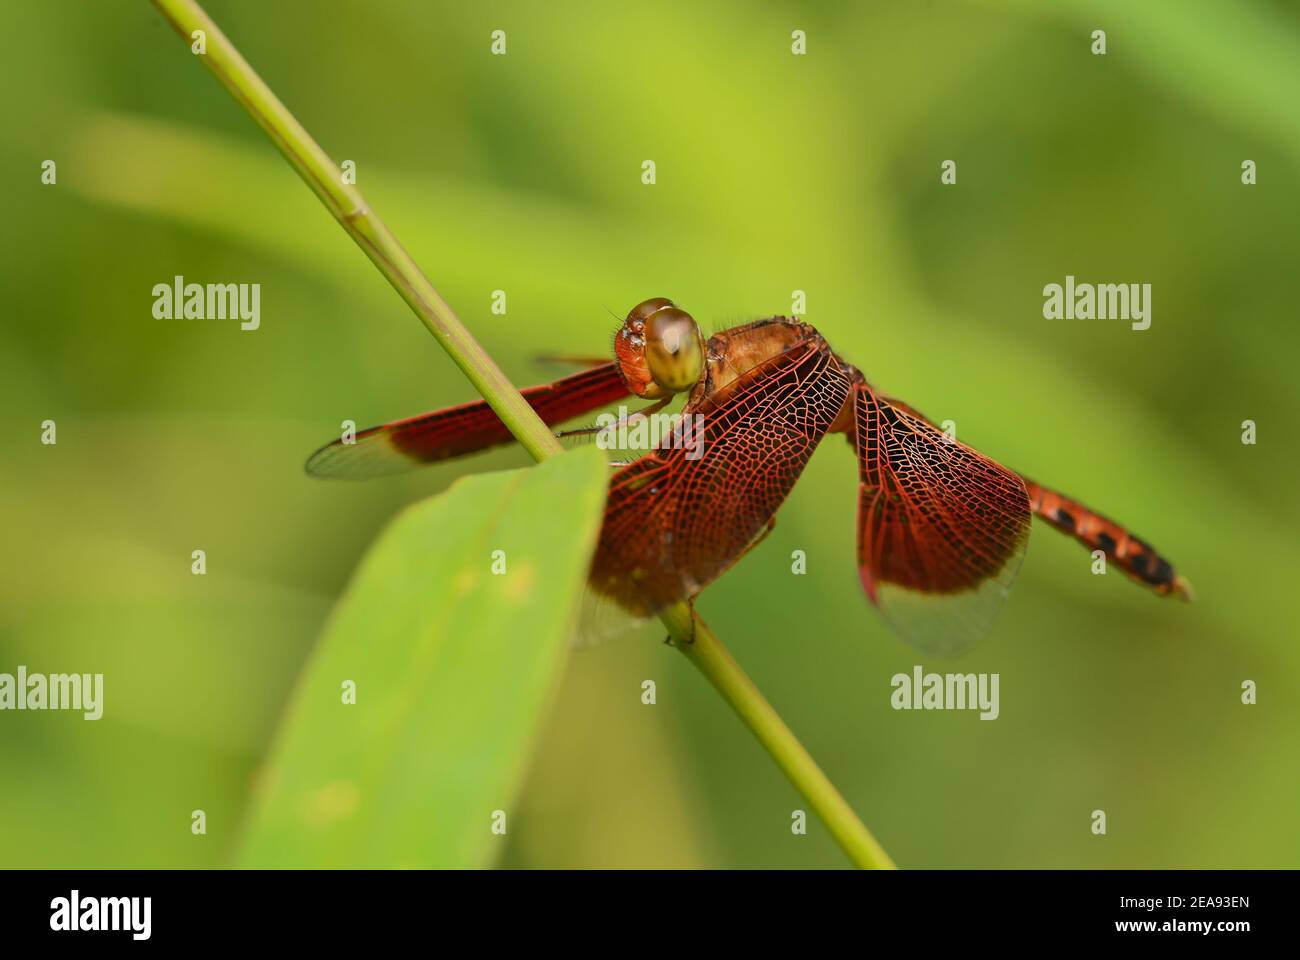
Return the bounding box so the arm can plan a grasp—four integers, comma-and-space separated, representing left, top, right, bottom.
854, 383, 1031, 654
590, 335, 851, 618
306, 362, 630, 479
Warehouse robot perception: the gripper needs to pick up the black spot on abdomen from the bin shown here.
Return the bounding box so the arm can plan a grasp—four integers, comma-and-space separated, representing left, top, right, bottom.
1142, 556, 1174, 586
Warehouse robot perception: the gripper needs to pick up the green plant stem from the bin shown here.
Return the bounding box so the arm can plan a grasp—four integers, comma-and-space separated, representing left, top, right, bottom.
658, 605, 896, 869
152, 0, 895, 869
151, 0, 560, 463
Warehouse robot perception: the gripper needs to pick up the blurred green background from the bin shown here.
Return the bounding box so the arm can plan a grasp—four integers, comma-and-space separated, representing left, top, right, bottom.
2, 0, 1298, 868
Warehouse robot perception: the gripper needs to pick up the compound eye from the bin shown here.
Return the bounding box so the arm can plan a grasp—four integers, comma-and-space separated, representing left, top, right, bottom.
626, 297, 675, 326
644, 307, 704, 393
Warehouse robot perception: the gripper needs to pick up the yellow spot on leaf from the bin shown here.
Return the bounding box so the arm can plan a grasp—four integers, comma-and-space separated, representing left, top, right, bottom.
452, 566, 478, 597
506, 562, 535, 602
299, 780, 360, 829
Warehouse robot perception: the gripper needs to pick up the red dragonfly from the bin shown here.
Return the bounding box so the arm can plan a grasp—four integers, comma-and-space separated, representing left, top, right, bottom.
308, 298, 1191, 652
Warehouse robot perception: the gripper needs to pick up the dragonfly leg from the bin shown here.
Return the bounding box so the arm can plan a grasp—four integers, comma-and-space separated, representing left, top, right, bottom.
535, 353, 613, 369
557, 398, 670, 440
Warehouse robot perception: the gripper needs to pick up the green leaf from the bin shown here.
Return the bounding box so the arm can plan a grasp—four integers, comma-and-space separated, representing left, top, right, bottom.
237, 447, 609, 868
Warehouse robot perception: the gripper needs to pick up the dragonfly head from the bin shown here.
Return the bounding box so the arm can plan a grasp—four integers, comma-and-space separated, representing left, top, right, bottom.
615, 298, 706, 398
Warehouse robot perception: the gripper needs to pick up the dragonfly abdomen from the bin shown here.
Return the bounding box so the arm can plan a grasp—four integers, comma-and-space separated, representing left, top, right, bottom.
1023, 481, 1193, 600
